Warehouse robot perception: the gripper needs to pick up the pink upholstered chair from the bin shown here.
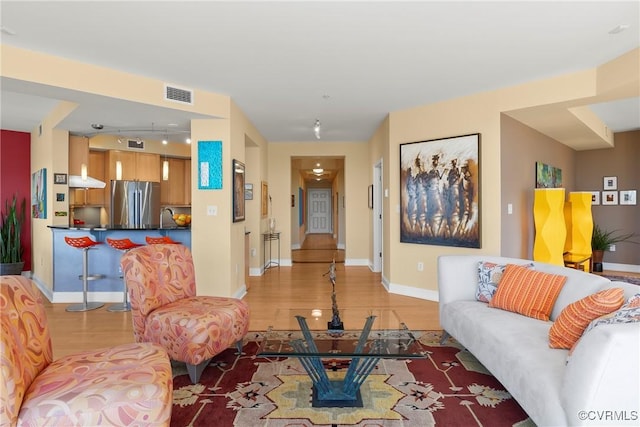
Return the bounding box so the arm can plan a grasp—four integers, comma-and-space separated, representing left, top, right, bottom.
120, 244, 250, 383
0, 275, 172, 427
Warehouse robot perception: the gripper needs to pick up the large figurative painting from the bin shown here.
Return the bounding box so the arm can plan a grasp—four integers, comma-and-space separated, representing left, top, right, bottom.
400, 133, 480, 248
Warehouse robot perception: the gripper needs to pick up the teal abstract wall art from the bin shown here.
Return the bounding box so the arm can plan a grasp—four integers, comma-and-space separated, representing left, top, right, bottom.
198, 141, 223, 189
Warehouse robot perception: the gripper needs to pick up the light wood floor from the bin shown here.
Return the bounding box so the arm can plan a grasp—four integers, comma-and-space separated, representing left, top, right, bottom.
43, 262, 440, 359
292, 233, 345, 263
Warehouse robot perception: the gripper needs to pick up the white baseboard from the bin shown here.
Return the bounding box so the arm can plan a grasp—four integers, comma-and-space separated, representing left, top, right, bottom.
345, 258, 369, 266
379, 274, 439, 301
603, 262, 640, 273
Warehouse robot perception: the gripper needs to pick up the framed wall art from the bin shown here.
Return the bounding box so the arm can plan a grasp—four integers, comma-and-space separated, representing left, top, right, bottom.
602, 190, 618, 205
620, 190, 637, 205
32, 168, 47, 218
232, 159, 245, 222
603, 176, 617, 190
535, 162, 562, 188
590, 191, 600, 205
261, 181, 269, 217
245, 183, 253, 200
54, 173, 67, 185
399, 133, 480, 248
197, 140, 223, 190
368, 185, 374, 209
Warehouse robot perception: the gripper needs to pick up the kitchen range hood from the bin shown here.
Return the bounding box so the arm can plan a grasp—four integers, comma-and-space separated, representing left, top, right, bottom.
68, 175, 106, 189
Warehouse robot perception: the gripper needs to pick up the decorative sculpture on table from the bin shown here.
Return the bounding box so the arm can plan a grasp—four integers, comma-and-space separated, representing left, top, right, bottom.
324, 256, 343, 330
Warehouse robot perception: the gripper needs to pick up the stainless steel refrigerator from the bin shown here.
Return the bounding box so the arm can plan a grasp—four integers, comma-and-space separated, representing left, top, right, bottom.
110, 180, 160, 228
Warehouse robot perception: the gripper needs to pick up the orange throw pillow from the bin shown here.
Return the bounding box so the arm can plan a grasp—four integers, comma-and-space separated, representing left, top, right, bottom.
489, 264, 566, 321
549, 288, 625, 349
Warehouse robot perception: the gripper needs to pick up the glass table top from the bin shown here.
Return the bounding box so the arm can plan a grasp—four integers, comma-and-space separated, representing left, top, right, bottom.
258, 308, 424, 358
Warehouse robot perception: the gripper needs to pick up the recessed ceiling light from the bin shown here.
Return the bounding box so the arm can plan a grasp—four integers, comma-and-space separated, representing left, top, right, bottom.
91, 123, 103, 130
609, 24, 629, 34
167, 123, 178, 127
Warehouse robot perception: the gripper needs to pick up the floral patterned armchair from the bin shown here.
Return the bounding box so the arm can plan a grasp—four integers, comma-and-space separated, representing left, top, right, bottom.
120, 244, 250, 383
1, 275, 173, 426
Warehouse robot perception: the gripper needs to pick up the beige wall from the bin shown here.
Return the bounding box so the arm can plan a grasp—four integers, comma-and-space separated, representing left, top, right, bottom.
268, 142, 370, 264
30, 102, 76, 292
500, 114, 576, 259
576, 130, 640, 267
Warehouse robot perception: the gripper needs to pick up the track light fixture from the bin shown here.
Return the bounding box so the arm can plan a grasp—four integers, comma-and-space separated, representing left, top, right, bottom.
313, 119, 321, 139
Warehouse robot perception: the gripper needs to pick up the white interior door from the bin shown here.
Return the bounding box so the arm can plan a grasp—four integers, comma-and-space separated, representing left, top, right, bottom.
308, 189, 332, 233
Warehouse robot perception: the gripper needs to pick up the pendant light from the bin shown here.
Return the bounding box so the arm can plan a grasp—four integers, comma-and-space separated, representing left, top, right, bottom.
162, 158, 169, 181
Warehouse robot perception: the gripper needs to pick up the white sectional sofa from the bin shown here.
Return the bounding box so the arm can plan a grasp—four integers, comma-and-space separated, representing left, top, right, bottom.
438, 255, 640, 427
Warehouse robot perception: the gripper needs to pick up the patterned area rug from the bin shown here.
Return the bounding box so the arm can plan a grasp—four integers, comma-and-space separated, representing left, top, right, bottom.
170, 331, 533, 427
601, 274, 640, 286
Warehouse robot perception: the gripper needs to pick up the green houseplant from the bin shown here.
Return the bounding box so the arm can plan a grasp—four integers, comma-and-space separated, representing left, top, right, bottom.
0, 195, 26, 275
591, 224, 638, 272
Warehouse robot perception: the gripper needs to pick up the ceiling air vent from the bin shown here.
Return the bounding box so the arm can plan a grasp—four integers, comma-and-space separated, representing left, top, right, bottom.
164, 84, 193, 105
128, 139, 144, 149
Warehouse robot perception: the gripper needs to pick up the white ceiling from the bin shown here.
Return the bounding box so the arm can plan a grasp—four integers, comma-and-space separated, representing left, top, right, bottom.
1, 1, 639, 146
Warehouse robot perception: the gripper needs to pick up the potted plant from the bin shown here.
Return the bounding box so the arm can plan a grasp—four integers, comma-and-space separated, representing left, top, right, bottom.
591, 224, 638, 272
0, 195, 26, 275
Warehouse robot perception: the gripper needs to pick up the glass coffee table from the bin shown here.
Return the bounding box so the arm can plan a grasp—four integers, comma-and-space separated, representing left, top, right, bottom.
257, 308, 425, 407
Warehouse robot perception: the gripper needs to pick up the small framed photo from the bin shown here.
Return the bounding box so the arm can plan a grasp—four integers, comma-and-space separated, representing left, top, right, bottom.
56, 193, 65, 202
244, 183, 253, 200
590, 191, 600, 205
620, 190, 637, 206
602, 190, 618, 205
603, 176, 617, 190
54, 173, 67, 185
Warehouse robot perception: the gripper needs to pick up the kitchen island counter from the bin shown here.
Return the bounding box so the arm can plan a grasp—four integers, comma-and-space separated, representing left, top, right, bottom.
48, 226, 191, 302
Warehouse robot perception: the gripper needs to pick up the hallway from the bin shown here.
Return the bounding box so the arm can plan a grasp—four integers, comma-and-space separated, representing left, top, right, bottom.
291, 233, 345, 263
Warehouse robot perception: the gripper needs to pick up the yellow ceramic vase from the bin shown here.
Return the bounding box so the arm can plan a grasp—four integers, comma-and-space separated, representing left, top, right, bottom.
565, 192, 593, 271
533, 188, 566, 266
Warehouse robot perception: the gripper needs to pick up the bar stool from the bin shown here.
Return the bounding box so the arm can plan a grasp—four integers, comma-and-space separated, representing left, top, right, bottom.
64, 236, 105, 312
145, 236, 180, 244
106, 237, 143, 312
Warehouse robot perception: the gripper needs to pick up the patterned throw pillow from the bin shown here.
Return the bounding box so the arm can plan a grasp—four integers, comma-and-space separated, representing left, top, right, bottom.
476, 261, 535, 303
583, 293, 640, 334
548, 288, 625, 349
489, 264, 566, 321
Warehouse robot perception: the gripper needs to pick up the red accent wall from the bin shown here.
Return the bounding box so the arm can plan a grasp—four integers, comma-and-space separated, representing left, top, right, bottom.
0, 130, 32, 271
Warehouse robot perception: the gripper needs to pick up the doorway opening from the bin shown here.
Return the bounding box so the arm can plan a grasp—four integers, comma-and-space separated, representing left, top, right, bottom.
290, 156, 345, 263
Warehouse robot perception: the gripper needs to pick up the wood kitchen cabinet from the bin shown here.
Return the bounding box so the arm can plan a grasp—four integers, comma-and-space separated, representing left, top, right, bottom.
184, 159, 191, 204
106, 150, 160, 182
160, 157, 191, 205
68, 135, 89, 176
136, 152, 161, 182
85, 151, 106, 205
68, 136, 106, 206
